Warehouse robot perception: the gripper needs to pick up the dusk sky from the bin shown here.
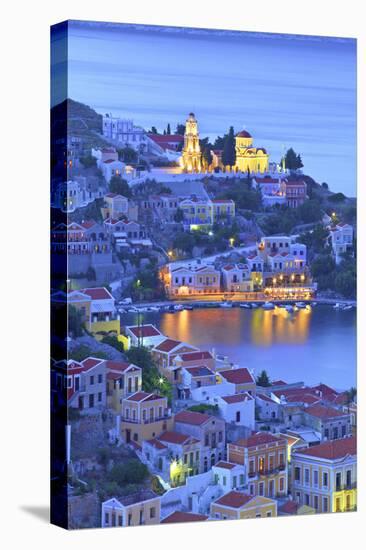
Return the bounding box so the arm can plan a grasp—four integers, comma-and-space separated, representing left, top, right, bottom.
52, 21, 357, 195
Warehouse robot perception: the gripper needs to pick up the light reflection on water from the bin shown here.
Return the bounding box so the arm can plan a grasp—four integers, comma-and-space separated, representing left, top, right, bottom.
121, 305, 356, 388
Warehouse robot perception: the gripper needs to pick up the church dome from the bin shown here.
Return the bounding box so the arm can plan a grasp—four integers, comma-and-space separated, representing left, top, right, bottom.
237, 130, 252, 138
189, 112, 195, 118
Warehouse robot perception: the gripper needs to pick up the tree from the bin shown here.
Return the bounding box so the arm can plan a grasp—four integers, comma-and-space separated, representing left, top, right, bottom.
329, 192, 346, 203
321, 182, 329, 190
257, 370, 271, 387
118, 146, 137, 164
167, 123, 171, 134
297, 199, 323, 224
109, 175, 132, 198
108, 460, 148, 486
126, 346, 172, 403
222, 126, 236, 169
173, 232, 196, 254
79, 155, 97, 168
68, 305, 84, 337
175, 123, 185, 135
282, 148, 303, 171
150, 126, 158, 134
174, 208, 184, 223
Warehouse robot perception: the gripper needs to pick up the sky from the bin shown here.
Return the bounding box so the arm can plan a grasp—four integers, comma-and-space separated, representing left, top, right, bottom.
51, 21, 357, 195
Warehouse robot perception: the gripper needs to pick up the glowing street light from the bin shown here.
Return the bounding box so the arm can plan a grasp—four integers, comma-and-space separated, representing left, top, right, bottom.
229, 237, 235, 247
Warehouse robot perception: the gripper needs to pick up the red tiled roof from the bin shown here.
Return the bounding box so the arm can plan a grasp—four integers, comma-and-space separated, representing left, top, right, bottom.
80, 220, 97, 229
81, 357, 104, 370
279, 500, 299, 514
293, 436, 356, 460
221, 393, 252, 404
285, 180, 306, 187
271, 380, 287, 386
81, 287, 113, 300
214, 491, 253, 509
107, 372, 122, 381
128, 324, 162, 338
215, 461, 237, 470
180, 351, 213, 362
125, 391, 163, 402
145, 438, 167, 450
220, 368, 255, 385
106, 360, 132, 373
147, 134, 184, 144
236, 130, 252, 138
161, 511, 208, 524
312, 383, 339, 398
257, 393, 277, 404
184, 365, 215, 377
305, 404, 345, 419
211, 199, 234, 204
158, 431, 197, 445
175, 410, 211, 426
154, 338, 182, 353
234, 432, 283, 448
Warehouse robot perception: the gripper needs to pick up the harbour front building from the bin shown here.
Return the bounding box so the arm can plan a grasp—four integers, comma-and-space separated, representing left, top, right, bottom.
181, 113, 202, 173
291, 436, 357, 513
235, 130, 269, 174
163, 264, 221, 297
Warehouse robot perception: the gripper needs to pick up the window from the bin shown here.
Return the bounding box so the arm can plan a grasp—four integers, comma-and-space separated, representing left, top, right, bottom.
336, 472, 342, 491
150, 507, 156, 519
98, 374, 103, 384
294, 467, 300, 482
305, 494, 310, 506
335, 498, 341, 512
279, 477, 285, 492
128, 514, 132, 526
346, 495, 351, 511
240, 474, 245, 486
236, 411, 241, 423
90, 375, 94, 385
98, 392, 102, 402
314, 496, 319, 510
104, 512, 109, 525
304, 468, 310, 484
218, 431, 223, 442
118, 515, 123, 526
258, 457, 264, 473
259, 482, 264, 496
249, 459, 255, 475
323, 472, 328, 487
323, 497, 328, 513
89, 394, 94, 408
266, 511, 272, 517
346, 470, 352, 488
313, 470, 319, 486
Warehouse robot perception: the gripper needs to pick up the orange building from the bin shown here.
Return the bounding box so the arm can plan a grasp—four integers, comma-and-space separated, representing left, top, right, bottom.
228, 432, 288, 499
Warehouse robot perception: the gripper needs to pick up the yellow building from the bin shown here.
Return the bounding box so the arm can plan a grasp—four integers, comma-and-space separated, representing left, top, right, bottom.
181, 112, 202, 173
291, 436, 357, 513
211, 491, 277, 520
235, 130, 269, 173
120, 391, 173, 447
102, 491, 161, 527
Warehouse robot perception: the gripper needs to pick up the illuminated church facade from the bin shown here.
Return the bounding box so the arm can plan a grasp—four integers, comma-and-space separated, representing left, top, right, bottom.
181, 112, 202, 173
234, 130, 269, 173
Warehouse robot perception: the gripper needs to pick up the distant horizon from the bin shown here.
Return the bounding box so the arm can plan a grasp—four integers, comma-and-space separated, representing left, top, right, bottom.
52, 20, 357, 195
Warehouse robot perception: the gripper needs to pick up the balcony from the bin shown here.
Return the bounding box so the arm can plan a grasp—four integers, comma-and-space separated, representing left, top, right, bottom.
121, 414, 171, 425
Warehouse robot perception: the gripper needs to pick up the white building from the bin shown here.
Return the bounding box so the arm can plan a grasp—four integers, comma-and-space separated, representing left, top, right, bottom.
329, 223, 354, 264
253, 176, 287, 207
221, 263, 253, 292
124, 324, 165, 349
216, 393, 255, 429
52, 178, 98, 213
102, 115, 147, 152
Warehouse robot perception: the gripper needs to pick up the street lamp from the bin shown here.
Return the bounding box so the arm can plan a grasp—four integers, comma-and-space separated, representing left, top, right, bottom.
229, 237, 235, 247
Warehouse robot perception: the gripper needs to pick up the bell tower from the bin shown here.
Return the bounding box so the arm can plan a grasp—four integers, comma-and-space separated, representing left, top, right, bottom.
181, 112, 202, 173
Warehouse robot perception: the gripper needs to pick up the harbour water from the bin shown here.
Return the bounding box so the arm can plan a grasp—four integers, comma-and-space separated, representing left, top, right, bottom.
120, 305, 356, 389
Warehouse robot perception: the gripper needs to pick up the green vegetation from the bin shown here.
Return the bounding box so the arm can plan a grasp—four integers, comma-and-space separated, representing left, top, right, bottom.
117, 146, 138, 164
188, 404, 218, 414
79, 154, 97, 168
175, 123, 185, 135
219, 180, 262, 211
257, 370, 271, 387
68, 345, 108, 362
129, 266, 165, 301
108, 460, 149, 485
68, 305, 85, 337
101, 335, 124, 352
126, 346, 172, 404
281, 147, 303, 171
328, 192, 346, 203
222, 126, 236, 168
109, 175, 132, 198
310, 252, 356, 298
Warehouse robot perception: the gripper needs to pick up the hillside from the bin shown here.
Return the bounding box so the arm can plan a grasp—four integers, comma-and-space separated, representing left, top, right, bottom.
51, 98, 108, 148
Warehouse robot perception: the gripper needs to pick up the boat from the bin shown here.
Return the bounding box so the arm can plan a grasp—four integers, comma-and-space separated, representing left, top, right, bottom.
146, 306, 160, 312
183, 304, 194, 310
295, 302, 307, 309
341, 304, 353, 311
166, 305, 176, 313
285, 304, 294, 313
174, 304, 183, 311
333, 303, 341, 310
251, 303, 258, 309
240, 303, 251, 309
262, 302, 275, 310
220, 301, 233, 308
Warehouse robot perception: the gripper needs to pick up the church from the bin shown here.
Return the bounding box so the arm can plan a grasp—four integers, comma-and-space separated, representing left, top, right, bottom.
234, 130, 269, 173
180, 112, 202, 173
